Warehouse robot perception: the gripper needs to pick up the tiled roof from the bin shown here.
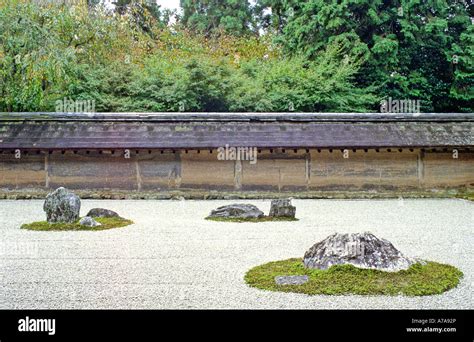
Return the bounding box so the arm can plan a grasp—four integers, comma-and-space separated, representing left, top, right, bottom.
0, 113, 472, 149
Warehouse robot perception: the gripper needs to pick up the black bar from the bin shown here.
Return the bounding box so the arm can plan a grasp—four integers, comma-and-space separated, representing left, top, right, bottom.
0, 310, 471, 341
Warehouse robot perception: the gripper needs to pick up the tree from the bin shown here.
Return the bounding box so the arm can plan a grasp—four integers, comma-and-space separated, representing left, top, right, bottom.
450, 18, 474, 111
180, 0, 255, 36
0, 1, 92, 111
277, 0, 473, 112
112, 0, 169, 29
1, 0, 469, 113
254, 0, 291, 34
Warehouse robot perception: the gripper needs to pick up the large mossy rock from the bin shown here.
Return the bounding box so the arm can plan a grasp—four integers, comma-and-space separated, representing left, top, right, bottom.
303, 232, 415, 272
208, 204, 264, 219
43, 187, 81, 223
269, 198, 296, 218
86, 208, 119, 218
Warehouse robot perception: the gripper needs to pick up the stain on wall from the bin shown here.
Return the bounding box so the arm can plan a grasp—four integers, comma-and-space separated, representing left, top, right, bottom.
0, 153, 45, 188
309, 150, 419, 190
137, 151, 181, 190
241, 151, 307, 191
423, 152, 474, 188
48, 152, 137, 190
180, 150, 235, 190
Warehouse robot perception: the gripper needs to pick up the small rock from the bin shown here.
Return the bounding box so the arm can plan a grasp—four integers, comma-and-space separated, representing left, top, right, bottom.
269, 198, 296, 218
303, 232, 415, 272
79, 216, 101, 227
43, 187, 81, 223
207, 204, 264, 219
86, 208, 119, 218
275, 275, 309, 285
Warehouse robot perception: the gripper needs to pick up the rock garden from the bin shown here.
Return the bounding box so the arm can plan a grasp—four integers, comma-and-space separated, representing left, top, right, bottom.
245, 232, 463, 296
21, 187, 133, 231
205, 199, 298, 222
17, 192, 465, 296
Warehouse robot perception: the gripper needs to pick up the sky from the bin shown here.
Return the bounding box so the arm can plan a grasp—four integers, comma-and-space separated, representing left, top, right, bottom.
157, 0, 180, 11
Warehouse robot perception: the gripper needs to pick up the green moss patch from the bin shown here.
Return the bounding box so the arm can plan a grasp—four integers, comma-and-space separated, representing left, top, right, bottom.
245, 258, 463, 296
205, 216, 299, 223
21, 217, 133, 231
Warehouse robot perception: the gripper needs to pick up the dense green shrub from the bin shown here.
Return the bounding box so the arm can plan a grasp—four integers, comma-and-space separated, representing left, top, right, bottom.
229, 41, 377, 112
1, 0, 469, 112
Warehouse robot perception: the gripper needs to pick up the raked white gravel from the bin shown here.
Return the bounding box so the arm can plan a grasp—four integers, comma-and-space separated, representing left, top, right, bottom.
0, 198, 472, 309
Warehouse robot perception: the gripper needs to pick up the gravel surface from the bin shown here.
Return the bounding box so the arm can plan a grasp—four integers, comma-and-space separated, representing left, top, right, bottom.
0, 199, 472, 309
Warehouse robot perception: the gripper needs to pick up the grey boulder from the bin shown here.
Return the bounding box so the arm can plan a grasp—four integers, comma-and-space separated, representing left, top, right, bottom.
79, 216, 101, 227
208, 204, 264, 219
86, 208, 119, 218
43, 187, 81, 223
275, 275, 309, 286
269, 198, 296, 218
303, 232, 416, 272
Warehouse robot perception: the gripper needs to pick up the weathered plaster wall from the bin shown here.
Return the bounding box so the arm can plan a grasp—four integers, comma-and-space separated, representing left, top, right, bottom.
308, 150, 420, 190
180, 150, 234, 190
137, 152, 181, 190
0, 153, 45, 188
241, 151, 308, 191
47, 152, 137, 190
0, 149, 472, 192
423, 152, 474, 188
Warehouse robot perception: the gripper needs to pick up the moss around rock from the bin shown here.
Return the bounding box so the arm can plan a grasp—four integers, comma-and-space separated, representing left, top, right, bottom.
207, 204, 265, 220
206, 202, 299, 222
245, 258, 463, 296
303, 232, 415, 272
21, 217, 133, 231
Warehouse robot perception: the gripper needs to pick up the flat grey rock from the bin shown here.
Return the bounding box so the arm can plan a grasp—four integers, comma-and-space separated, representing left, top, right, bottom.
207, 204, 264, 219
79, 216, 101, 227
43, 187, 81, 223
269, 198, 296, 218
86, 208, 119, 218
275, 275, 309, 285
303, 232, 416, 272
